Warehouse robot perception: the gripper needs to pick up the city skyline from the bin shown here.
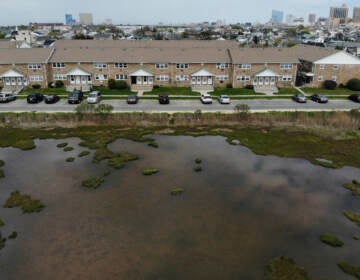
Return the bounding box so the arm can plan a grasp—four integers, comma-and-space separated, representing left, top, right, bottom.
0, 0, 359, 25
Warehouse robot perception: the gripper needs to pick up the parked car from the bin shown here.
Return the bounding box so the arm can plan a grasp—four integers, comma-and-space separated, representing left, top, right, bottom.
44, 94, 60, 104
68, 90, 83, 104
0, 93, 16, 103
200, 93, 213, 104
310, 94, 328, 103
218, 95, 231, 104
159, 94, 170, 104
127, 95, 139, 104
86, 91, 101, 104
349, 94, 360, 103
27, 93, 44, 104
292, 93, 307, 103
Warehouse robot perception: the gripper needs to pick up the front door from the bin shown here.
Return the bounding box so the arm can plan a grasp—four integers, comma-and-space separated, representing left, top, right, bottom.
264, 77, 269, 85
5, 78, 11, 86
143, 76, 148, 85
270, 77, 275, 85
208, 77, 212, 85
137, 76, 142, 85
197, 77, 201, 85
191, 77, 196, 85
76, 76, 80, 84
253, 77, 258, 85
259, 77, 264, 85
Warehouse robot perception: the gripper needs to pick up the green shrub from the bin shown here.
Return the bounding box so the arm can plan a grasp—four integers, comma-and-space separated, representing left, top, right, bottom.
170, 188, 184, 195
63, 146, 74, 152
347, 78, 360, 91
0, 160, 5, 167
55, 80, 64, 88
323, 80, 337, 90
81, 177, 104, 189
245, 85, 254, 90
66, 157, 75, 162
32, 84, 41, 89
95, 104, 113, 114
226, 83, 233, 89
22, 199, 45, 213
115, 80, 129, 90
108, 79, 116, 89
78, 151, 90, 157
56, 142, 68, 148
142, 168, 159, 175
8, 231, 17, 239
107, 152, 138, 169
319, 234, 344, 247
76, 103, 96, 114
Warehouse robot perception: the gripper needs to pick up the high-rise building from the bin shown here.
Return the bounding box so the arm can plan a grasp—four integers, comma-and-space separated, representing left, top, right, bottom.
286, 14, 296, 24
354, 7, 360, 24
271, 10, 284, 23
65, 14, 73, 25
79, 13, 93, 25
308, 13, 316, 25
329, 4, 349, 24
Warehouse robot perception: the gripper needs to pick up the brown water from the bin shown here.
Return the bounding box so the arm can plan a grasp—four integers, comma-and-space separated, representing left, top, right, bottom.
0, 135, 359, 280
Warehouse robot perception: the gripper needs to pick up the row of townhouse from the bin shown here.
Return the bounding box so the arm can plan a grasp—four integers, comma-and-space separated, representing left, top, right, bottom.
0, 40, 359, 93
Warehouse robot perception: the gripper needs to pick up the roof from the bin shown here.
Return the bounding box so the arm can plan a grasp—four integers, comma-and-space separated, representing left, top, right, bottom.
67, 67, 91, 76
130, 69, 153, 76
0, 40, 16, 49
0, 68, 25, 78
314, 51, 360, 65
289, 44, 338, 62
0, 48, 53, 64
230, 47, 299, 64
191, 68, 214, 76
254, 68, 281, 77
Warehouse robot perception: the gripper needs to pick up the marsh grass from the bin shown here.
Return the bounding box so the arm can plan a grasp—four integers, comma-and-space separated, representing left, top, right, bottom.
63, 146, 74, 152
8, 231, 17, 239
103, 169, 111, 177
78, 150, 90, 157
194, 165, 202, 172
4, 190, 45, 213
142, 168, 159, 175
0, 160, 4, 167
264, 256, 312, 280
0, 219, 4, 227
337, 262, 360, 279
319, 234, 344, 247
0, 169, 4, 179
314, 160, 340, 169
108, 152, 139, 169
56, 142, 68, 148
0, 232, 6, 250
81, 177, 104, 189
12, 139, 35, 150
66, 157, 75, 162
195, 158, 202, 164
170, 188, 184, 195
343, 210, 360, 226
148, 141, 159, 148
343, 180, 360, 195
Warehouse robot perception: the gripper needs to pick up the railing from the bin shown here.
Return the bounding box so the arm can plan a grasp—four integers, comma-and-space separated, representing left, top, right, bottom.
66, 85, 92, 92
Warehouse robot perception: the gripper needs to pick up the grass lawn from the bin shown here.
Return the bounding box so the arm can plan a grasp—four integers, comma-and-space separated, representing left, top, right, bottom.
209, 88, 263, 96
22, 87, 68, 95
276, 88, 300, 95
143, 87, 199, 96
92, 86, 135, 95
302, 87, 359, 95
21, 87, 135, 96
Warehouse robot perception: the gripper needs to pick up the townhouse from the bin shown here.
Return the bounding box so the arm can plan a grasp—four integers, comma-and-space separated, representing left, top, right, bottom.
0, 40, 359, 93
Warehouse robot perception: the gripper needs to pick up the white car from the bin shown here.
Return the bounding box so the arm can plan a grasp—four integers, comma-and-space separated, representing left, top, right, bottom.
218, 95, 231, 104
200, 94, 213, 104
87, 91, 101, 104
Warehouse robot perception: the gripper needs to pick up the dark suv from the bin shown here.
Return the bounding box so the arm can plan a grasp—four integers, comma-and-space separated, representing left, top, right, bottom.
27, 93, 44, 104
159, 94, 170, 104
68, 90, 83, 104
349, 94, 360, 103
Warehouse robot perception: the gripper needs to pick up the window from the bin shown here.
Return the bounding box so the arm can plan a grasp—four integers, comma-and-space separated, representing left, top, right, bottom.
216, 63, 230, 69
52, 62, 65, 68
114, 63, 128, 69
319, 64, 325, 70
156, 75, 169, 81
318, 75, 323, 81
115, 74, 128, 80
281, 75, 292, 81
280, 64, 293, 70
238, 64, 251, 70
94, 63, 107, 69
216, 75, 229, 81
237, 75, 250, 82
176, 63, 189, 69
95, 74, 108, 80
155, 63, 168, 69
29, 75, 43, 82
332, 75, 337, 82
53, 74, 67, 80
333, 64, 339, 70
28, 63, 42, 70
175, 75, 189, 81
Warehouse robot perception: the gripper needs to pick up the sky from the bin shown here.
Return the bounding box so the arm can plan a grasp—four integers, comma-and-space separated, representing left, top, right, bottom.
0, 0, 359, 26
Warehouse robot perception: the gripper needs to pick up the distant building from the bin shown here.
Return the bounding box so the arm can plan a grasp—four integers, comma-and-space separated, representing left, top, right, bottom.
329, 4, 349, 25
285, 14, 296, 24
65, 14, 73, 25
271, 10, 284, 23
354, 7, 360, 24
79, 13, 93, 25
104, 18, 113, 25
308, 13, 316, 25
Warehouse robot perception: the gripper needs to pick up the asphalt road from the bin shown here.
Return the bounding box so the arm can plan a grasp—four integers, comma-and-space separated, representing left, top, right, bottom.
0, 99, 359, 113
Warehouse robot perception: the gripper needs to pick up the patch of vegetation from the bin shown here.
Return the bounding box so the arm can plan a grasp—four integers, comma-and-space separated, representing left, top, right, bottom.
353, 235, 360, 240
66, 157, 75, 162
0, 232, 6, 250
194, 165, 202, 172
8, 231, 17, 239
148, 141, 159, 148
108, 152, 139, 169
343, 180, 360, 195
81, 177, 104, 189
264, 256, 312, 280
319, 234, 344, 247
56, 142, 68, 148
78, 150, 90, 157
63, 146, 74, 152
337, 262, 360, 279
4, 190, 45, 213
195, 158, 202, 164
12, 139, 36, 150
0, 169, 4, 179
0, 160, 4, 167
314, 159, 340, 169
343, 210, 360, 226
0, 219, 4, 227
144, 87, 199, 96
170, 188, 184, 195
103, 169, 111, 177
142, 168, 159, 175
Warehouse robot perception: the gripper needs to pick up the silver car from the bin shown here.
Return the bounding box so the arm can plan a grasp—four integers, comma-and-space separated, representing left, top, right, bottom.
218, 95, 231, 104
87, 91, 101, 104
0, 93, 16, 103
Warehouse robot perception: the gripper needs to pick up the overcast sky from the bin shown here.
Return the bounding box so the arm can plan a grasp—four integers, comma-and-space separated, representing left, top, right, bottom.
0, 0, 358, 25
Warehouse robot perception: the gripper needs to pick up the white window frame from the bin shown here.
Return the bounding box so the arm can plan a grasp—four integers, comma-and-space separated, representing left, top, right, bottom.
114, 63, 128, 69
115, 74, 128, 80
332, 75, 337, 82
318, 75, 323, 81
155, 63, 169, 69
95, 74, 108, 80
237, 75, 250, 82
52, 62, 65, 68
280, 64, 293, 70
216, 63, 230, 69
53, 74, 67, 81
175, 75, 189, 81
28, 63, 42, 70
29, 75, 43, 82
156, 75, 169, 82
333, 64, 339, 70
238, 64, 251, 70
94, 62, 107, 69
215, 75, 229, 81
176, 63, 189, 70
319, 64, 325, 70
281, 75, 292, 82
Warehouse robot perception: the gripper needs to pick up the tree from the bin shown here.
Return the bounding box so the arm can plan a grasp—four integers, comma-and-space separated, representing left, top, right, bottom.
323, 80, 337, 90
347, 78, 360, 91
253, 35, 259, 45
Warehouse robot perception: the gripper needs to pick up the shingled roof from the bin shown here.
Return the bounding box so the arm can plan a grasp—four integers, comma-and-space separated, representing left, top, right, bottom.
0, 48, 53, 64
230, 47, 299, 64
288, 44, 338, 62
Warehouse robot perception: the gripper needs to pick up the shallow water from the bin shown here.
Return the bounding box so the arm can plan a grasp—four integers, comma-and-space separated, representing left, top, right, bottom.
0, 135, 359, 280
